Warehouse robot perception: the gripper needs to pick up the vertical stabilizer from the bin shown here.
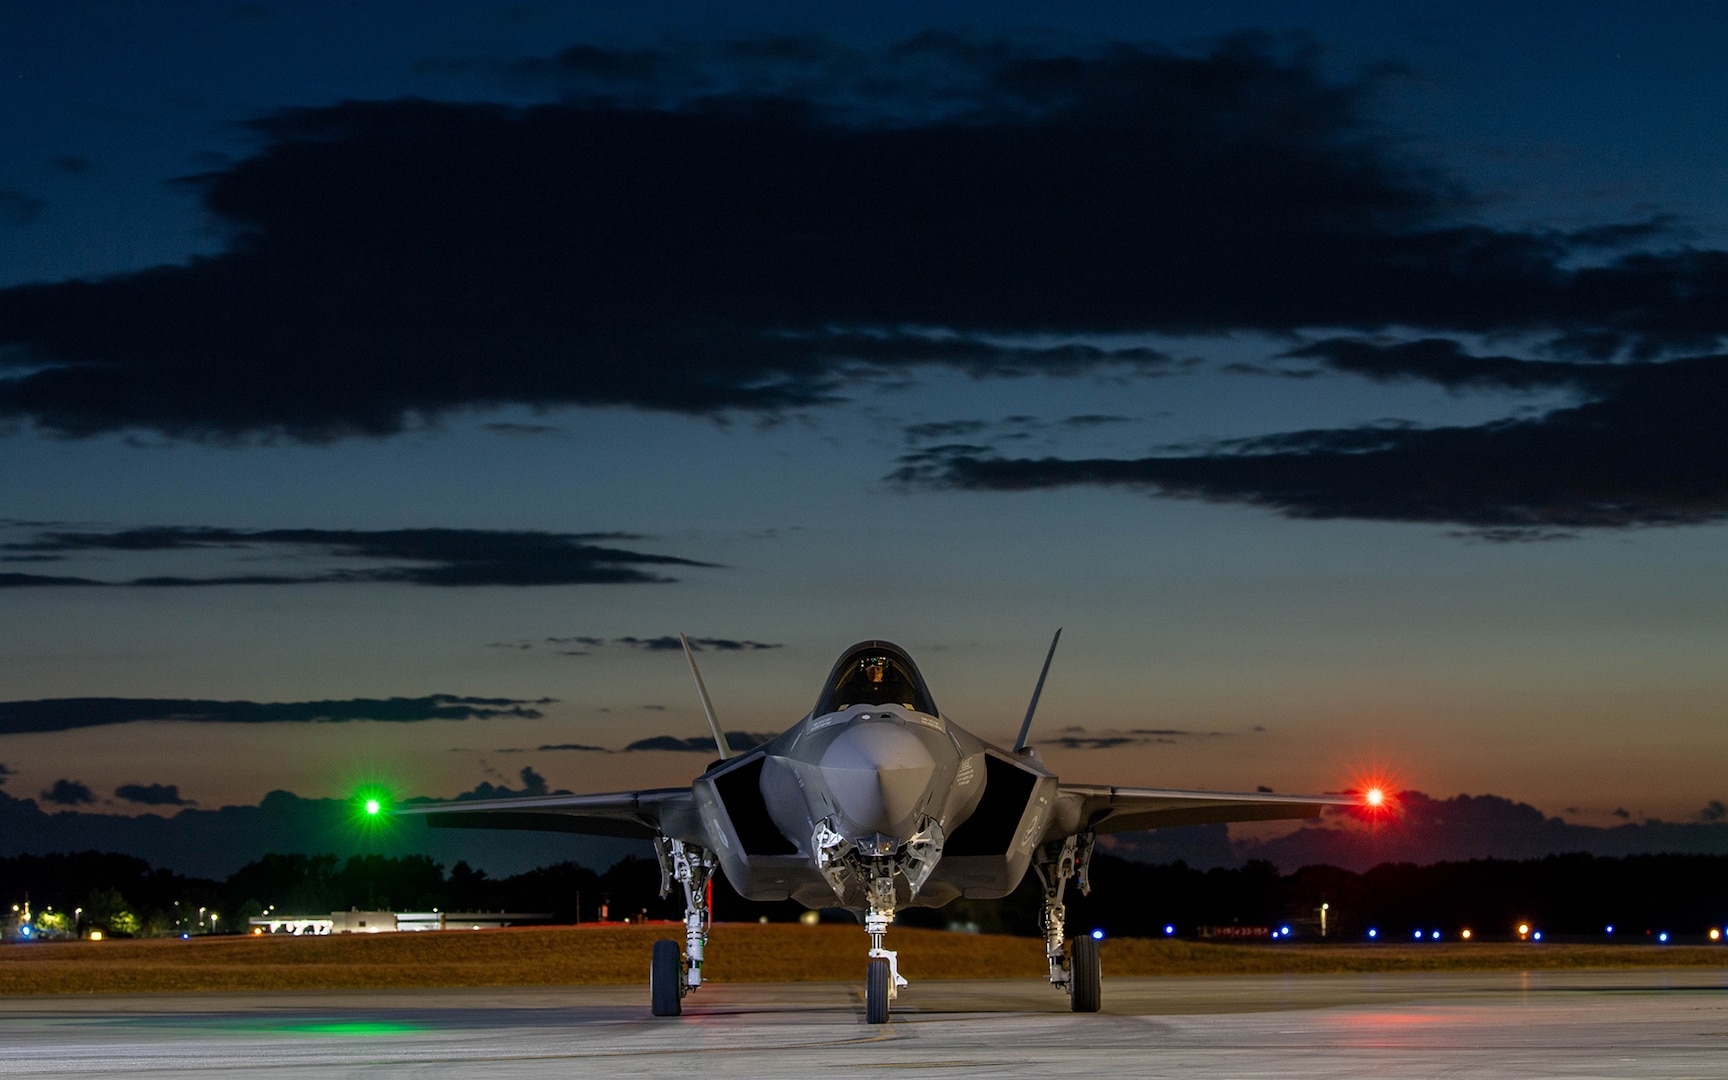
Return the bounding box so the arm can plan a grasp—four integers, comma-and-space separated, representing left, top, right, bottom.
1014, 628, 1063, 751
680, 632, 730, 760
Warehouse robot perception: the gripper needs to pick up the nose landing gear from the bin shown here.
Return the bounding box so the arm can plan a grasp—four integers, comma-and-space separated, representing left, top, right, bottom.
863, 869, 906, 1024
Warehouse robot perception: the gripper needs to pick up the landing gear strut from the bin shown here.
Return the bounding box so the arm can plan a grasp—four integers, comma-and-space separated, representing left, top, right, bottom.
815, 816, 941, 1025
649, 836, 715, 1017
863, 863, 905, 1024
1034, 830, 1100, 1012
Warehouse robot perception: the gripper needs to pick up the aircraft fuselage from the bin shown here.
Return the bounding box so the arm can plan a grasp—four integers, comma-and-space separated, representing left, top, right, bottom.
686, 641, 1059, 911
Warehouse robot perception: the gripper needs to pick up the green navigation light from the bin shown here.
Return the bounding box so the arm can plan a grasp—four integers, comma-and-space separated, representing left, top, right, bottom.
351, 785, 393, 829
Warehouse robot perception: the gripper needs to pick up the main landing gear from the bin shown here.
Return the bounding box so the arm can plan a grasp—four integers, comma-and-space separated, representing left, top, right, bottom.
649, 837, 715, 1017
1034, 830, 1101, 1012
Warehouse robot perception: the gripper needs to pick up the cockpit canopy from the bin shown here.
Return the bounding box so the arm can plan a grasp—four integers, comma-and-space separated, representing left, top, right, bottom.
813, 640, 939, 717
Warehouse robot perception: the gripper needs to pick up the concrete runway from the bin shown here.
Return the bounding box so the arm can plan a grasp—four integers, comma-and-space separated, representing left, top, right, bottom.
1, 969, 1723, 1078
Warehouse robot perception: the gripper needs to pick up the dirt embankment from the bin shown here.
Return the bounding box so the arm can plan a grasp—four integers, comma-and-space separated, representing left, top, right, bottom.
2, 923, 1722, 995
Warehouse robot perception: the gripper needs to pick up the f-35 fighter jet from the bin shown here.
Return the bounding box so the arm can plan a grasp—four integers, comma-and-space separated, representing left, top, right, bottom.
399, 634, 1357, 1023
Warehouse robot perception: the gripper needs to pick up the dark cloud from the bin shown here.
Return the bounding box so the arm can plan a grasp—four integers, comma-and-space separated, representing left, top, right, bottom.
453, 766, 562, 801
40, 779, 96, 806
904, 413, 1137, 446
0, 762, 13, 786
0, 526, 711, 587
1236, 791, 1728, 872
1039, 725, 1225, 749
482, 421, 563, 435
114, 783, 196, 807
1060, 414, 1136, 428
905, 420, 990, 443
1282, 337, 1626, 392
51, 156, 96, 175
623, 731, 776, 753
0, 190, 47, 226
7, 36, 1723, 442
1700, 800, 1726, 823
535, 743, 605, 752
0, 694, 548, 736
613, 636, 781, 652
0, 571, 100, 587
901, 349, 1728, 533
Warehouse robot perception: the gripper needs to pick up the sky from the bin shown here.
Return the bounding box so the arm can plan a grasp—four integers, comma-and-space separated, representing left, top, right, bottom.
2, 2, 1726, 873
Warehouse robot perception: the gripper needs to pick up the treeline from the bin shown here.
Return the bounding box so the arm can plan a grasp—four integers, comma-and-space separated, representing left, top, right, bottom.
4, 850, 1724, 939
0, 851, 710, 937
1046, 852, 1728, 940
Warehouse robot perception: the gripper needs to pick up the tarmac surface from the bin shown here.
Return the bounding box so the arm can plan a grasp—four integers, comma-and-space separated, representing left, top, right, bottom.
1, 968, 1723, 1078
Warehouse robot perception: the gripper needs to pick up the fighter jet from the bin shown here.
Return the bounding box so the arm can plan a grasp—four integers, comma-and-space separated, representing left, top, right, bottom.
398, 633, 1358, 1023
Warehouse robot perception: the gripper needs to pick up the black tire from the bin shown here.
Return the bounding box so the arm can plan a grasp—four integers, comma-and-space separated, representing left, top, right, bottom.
1070, 935, 1101, 1013
650, 939, 682, 1017
866, 957, 891, 1025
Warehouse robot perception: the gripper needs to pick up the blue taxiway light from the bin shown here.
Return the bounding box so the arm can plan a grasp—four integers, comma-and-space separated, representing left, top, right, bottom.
1091, 929, 1104, 940
1658, 932, 1669, 943
1163, 925, 1175, 936
1368, 928, 1378, 938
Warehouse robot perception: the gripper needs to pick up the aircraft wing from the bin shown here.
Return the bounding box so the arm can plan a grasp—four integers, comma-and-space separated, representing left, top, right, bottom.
1056, 784, 1358, 834
395, 787, 696, 840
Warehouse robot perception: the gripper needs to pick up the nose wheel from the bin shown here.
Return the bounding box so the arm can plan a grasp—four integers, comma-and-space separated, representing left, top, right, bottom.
866, 956, 892, 1024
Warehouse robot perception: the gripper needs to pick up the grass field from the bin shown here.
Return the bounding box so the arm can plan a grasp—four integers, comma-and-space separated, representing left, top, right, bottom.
2, 923, 1723, 995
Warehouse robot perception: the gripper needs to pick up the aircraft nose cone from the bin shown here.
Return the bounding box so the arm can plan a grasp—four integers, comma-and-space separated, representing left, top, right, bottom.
819, 721, 937, 837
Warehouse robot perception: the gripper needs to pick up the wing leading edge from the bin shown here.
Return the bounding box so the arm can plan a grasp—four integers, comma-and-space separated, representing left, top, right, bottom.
394, 788, 697, 840
1056, 784, 1359, 834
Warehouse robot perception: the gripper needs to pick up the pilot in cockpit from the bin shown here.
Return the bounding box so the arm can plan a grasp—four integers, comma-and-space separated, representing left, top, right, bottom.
835, 654, 918, 709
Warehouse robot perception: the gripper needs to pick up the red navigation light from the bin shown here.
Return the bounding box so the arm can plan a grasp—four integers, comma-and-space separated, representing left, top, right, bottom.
1342, 765, 1402, 822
